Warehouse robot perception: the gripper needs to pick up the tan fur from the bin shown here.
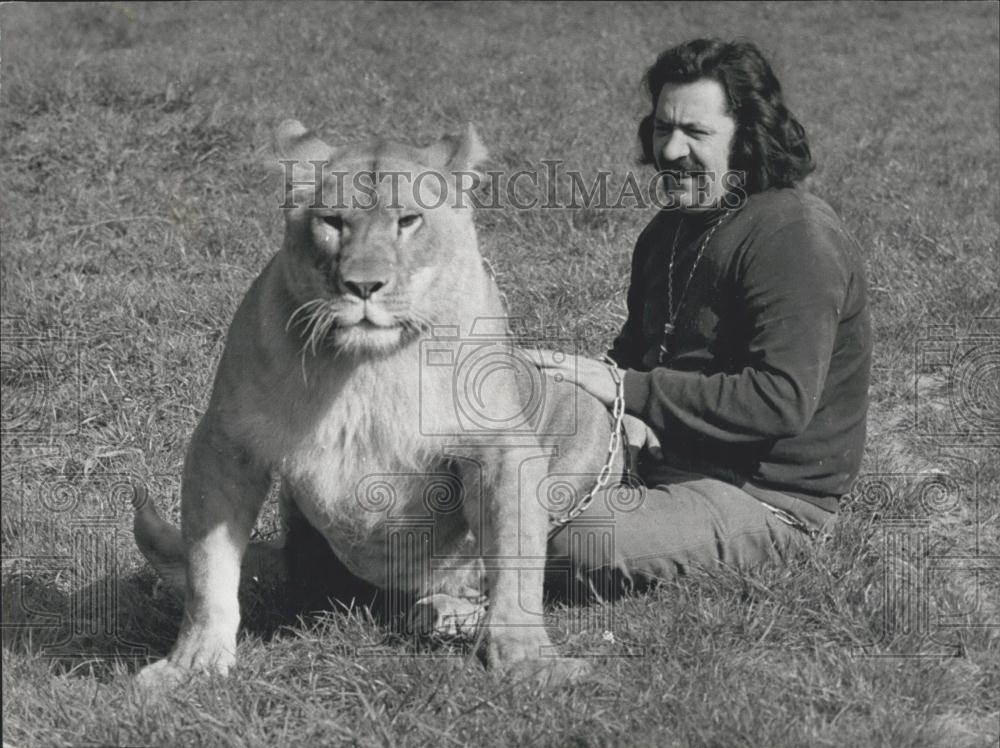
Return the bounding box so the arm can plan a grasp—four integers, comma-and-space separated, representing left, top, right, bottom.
135, 121, 626, 687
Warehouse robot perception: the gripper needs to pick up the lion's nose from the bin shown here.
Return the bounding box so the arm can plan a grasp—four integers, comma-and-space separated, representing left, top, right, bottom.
343, 280, 386, 300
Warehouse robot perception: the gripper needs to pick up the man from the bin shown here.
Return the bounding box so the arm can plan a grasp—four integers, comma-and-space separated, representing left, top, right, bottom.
538, 38, 871, 593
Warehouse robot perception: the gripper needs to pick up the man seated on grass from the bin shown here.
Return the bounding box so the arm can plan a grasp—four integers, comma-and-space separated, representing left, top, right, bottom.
539, 38, 871, 594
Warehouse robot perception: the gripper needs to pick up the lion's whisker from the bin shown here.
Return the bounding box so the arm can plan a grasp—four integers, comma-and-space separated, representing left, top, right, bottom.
402, 311, 434, 336
287, 298, 328, 333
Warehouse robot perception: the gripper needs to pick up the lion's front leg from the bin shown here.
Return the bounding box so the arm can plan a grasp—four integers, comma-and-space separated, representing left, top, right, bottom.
477, 450, 590, 685
138, 421, 269, 687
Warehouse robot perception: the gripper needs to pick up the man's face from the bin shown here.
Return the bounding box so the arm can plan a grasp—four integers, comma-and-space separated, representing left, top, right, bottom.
652, 78, 737, 212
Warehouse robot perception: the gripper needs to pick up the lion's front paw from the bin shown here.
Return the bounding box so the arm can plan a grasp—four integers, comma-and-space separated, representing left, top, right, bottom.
136, 629, 236, 689
136, 658, 192, 689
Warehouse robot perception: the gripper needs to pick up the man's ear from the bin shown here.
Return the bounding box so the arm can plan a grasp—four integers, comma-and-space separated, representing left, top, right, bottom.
421, 123, 489, 175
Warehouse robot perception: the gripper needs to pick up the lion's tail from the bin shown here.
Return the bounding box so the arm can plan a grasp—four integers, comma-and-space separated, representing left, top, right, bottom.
132, 484, 187, 594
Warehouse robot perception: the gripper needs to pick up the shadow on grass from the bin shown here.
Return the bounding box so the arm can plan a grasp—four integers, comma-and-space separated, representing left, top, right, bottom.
1, 511, 636, 681
2, 567, 180, 681
0, 557, 381, 682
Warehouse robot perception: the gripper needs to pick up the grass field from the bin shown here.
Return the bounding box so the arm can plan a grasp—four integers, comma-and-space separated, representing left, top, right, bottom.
2, 2, 998, 746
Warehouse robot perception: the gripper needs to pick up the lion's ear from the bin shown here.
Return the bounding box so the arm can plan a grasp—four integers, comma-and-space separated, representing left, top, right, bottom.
449, 123, 489, 173
274, 119, 333, 170
422, 123, 489, 174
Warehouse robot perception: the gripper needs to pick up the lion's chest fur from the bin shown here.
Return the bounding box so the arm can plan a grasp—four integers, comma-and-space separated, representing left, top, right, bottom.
251, 344, 470, 584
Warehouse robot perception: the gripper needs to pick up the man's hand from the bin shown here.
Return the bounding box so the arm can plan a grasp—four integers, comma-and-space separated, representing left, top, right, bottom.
532, 349, 618, 408
533, 350, 662, 473
622, 413, 662, 473
621, 413, 662, 457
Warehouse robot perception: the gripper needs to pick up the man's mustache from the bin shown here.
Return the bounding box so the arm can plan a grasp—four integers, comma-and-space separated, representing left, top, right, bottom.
659, 159, 702, 175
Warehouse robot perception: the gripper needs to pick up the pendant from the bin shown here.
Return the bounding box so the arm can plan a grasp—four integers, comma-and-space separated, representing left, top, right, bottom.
659, 322, 676, 363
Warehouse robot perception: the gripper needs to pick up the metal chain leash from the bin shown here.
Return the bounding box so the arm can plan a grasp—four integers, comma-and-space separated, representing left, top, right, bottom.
757, 500, 823, 541
547, 355, 627, 540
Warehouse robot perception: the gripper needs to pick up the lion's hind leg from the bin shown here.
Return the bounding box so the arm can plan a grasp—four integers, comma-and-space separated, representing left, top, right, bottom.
409, 588, 487, 639
132, 484, 187, 594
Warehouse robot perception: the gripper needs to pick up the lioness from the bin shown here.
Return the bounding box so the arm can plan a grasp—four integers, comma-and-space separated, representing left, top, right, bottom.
135, 121, 636, 687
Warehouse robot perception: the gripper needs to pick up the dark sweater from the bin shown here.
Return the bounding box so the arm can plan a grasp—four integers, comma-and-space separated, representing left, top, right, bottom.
609, 188, 871, 513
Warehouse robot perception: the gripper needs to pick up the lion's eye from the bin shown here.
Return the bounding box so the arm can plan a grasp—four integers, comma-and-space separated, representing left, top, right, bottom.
322, 215, 345, 231
397, 214, 422, 229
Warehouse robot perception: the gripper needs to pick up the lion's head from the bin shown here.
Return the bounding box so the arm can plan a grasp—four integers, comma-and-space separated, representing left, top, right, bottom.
274, 120, 492, 356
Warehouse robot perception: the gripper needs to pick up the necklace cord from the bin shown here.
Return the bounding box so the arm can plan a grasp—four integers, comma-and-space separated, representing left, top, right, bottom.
660, 209, 736, 363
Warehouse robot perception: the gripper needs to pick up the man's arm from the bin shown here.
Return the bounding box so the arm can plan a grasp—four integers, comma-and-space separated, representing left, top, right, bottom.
623, 219, 853, 443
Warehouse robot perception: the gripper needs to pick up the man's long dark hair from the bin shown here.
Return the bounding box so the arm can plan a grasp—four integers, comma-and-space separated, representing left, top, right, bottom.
638, 39, 815, 194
